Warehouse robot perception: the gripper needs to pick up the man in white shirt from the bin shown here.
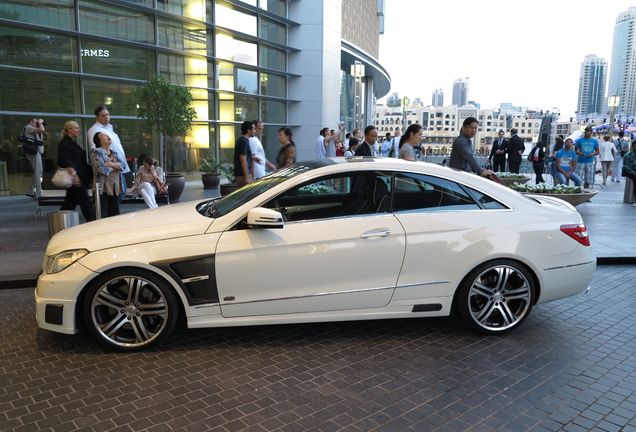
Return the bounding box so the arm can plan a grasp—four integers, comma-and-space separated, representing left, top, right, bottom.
315, 128, 329, 159
249, 120, 275, 179
391, 127, 401, 158
87, 106, 130, 198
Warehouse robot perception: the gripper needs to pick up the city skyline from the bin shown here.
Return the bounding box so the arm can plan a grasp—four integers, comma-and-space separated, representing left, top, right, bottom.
378, 0, 636, 118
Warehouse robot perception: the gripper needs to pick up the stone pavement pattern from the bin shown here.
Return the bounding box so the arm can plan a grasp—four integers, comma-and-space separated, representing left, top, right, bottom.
1, 265, 635, 432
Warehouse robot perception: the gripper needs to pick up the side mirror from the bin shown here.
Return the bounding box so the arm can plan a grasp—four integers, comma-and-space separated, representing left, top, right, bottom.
247, 207, 284, 229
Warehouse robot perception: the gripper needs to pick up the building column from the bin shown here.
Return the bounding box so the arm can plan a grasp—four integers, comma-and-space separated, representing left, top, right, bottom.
287, 0, 343, 160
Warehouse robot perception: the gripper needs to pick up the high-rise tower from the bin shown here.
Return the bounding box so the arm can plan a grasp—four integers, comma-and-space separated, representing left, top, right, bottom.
452, 77, 469, 106
576, 54, 607, 118
431, 88, 444, 107
608, 7, 636, 117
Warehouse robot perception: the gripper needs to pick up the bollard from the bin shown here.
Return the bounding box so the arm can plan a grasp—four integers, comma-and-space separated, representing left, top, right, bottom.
93, 182, 102, 219
48, 210, 79, 238
624, 178, 635, 204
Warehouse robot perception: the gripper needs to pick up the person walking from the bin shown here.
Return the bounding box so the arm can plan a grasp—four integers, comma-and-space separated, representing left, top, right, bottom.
57, 121, 95, 221
555, 138, 582, 186
612, 131, 630, 183
574, 125, 599, 188
551, 135, 565, 184
507, 128, 525, 174
449, 117, 493, 177
528, 141, 546, 184
398, 124, 423, 161
87, 105, 130, 195
234, 121, 255, 186
22, 118, 45, 198
488, 129, 508, 172
599, 135, 617, 186
354, 125, 378, 157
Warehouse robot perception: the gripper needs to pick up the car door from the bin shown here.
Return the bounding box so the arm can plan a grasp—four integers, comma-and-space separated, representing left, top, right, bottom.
391, 172, 508, 299
215, 171, 406, 318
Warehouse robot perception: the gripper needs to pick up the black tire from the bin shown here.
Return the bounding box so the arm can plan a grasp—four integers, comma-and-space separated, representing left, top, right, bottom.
455, 259, 536, 334
82, 268, 179, 350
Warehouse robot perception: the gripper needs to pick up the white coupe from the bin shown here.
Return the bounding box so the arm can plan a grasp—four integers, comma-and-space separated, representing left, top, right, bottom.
36, 158, 595, 350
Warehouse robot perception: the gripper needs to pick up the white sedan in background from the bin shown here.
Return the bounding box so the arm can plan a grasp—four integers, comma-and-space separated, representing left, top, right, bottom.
36, 158, 595, 350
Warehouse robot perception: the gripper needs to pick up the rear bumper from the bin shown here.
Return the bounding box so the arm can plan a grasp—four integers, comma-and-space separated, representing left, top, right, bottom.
537, 257, 596, 304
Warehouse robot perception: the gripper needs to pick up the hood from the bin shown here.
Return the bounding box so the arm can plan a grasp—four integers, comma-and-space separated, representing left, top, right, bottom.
46, 200, 213, 255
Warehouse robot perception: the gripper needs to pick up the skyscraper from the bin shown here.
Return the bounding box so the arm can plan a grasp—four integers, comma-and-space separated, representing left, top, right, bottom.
608, 7, 636, 117
452, 77, 469, 106
576, 54, 607, 118
431, 88, 444, 107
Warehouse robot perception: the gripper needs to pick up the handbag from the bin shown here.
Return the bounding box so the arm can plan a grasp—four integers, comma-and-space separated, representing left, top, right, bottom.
17, 127, 43, 155
52, 168, 74, 189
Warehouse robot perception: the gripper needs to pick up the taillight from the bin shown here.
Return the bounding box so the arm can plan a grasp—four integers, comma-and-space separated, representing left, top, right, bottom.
560, 224, 590, 246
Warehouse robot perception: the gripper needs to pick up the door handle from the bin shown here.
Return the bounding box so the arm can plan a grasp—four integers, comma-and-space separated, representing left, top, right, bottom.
360, 229, 391, 239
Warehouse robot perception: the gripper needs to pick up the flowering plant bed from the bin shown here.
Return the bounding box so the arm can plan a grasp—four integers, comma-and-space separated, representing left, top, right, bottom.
509, 183, 598, 206
494, 172, 531, 186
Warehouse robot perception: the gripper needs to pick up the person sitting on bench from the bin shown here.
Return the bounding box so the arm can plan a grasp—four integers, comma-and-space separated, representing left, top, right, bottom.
130, 156, 166, 209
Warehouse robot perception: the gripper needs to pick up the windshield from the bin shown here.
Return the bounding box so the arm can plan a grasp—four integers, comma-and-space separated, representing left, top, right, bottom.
196, 160, 334, 218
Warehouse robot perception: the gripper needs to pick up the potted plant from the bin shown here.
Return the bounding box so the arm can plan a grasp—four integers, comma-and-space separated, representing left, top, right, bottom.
199, 154, 221, 189
219, 164, 239, 196
509, 182, 598, 206
134, 75, 196, 202
494, 171, 531, 186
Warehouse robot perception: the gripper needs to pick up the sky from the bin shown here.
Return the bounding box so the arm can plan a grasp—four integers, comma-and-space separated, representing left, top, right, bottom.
378, 0, 636, 118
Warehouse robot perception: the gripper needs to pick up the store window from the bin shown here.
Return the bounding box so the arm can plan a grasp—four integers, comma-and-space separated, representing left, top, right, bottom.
215, 2, 256, 37
83, 80, 140, 116
158, 17, 207, 55
0, 0, 74, 30
0, 70, 79, 114
79, 0, 154, 44
0, 27, 76, 72
259, 0, 285, 16
81, 40, 154, 81
216, 62, 258, 94
157, 0, 205, 20
218, 92, 258, 122
260, 73, 285, 97
261, 99, 285, 123
260, 17, 285, 44
259, 45, 285, 71
215, 32, 257, 66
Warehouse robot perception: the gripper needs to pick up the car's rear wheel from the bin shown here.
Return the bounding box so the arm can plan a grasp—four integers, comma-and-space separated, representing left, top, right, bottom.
83, 268, 178, 350
455, 260, 535, 334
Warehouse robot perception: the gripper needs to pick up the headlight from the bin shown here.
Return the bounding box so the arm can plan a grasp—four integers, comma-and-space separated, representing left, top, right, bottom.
46, 249, 89, 274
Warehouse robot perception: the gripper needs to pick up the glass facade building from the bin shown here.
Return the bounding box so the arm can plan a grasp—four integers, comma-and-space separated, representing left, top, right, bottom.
0, 0, 389, 196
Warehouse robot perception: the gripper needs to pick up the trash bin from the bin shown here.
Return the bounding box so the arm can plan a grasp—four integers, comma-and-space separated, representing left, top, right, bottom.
624, 178, 635, 204
48, 210, 79, 238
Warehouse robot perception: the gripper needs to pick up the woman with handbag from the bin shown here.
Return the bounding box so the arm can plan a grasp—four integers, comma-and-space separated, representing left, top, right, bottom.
130, 155, 165, 208
528, 142, 546, 184
91, 132, 124, 217
22, 118, 45, 198
57, 121, 95, 221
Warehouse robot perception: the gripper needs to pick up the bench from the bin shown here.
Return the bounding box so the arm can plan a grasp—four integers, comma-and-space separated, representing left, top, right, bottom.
35, 172, 168, 217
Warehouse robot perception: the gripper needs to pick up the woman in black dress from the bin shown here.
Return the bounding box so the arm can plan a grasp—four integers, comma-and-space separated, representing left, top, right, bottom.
58, 121, 95, 221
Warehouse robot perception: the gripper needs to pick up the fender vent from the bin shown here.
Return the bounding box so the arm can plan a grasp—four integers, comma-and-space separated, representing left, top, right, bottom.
412, 304, 442, 312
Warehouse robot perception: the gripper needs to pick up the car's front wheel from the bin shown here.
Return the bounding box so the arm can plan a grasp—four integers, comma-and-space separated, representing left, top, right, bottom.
455, 260, 535, 334
83, 268, 179, 350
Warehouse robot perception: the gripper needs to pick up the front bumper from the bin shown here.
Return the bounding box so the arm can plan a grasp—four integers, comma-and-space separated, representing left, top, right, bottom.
35, 262, 99, 334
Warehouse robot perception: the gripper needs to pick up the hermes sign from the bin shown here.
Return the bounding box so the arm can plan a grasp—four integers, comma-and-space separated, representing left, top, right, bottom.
81, 49, 110, 57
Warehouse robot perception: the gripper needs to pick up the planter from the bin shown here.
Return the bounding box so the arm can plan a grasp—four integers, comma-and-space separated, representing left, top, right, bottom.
201, 173, 220, 189
220, 182, 240, 196
499, 176, 531, 187
523, 190, 598, 207
165, 172, 185, 202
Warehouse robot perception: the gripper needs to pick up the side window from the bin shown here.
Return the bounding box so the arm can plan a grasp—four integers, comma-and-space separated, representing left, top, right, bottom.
264, 172, 392, 222
465, 187, 508, 209
393, 173, 479, 212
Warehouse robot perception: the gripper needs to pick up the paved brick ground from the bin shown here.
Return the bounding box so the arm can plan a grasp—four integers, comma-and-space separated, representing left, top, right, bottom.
1, 265, 635, 432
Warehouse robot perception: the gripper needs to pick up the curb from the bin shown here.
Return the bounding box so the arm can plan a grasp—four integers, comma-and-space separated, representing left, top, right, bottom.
1, 257, 633, 289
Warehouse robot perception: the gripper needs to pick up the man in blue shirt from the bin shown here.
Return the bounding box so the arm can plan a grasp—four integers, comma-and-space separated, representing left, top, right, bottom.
555, 138, 583, 186
574, 125, 599, 188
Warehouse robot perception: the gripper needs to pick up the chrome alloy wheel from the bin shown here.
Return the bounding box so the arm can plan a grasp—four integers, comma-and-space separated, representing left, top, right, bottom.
467, 264, 532, 332
90, 275, 169, 349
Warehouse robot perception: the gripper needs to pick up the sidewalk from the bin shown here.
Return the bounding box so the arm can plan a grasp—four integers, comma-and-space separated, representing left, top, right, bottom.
0, 175, 634, 285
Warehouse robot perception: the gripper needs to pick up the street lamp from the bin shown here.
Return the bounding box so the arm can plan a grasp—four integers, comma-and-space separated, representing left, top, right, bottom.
608, 94, 621, 133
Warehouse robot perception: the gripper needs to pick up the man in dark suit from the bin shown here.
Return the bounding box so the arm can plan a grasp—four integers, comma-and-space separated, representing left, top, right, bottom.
507, 128, 525, 173
489, 129, 508, 172
354, 125, 378, 157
